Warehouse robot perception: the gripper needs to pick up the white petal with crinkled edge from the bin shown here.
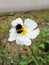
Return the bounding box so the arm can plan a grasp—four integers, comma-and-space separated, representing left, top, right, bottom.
26, 28, 40, 39
24, 18, 37, 30
16, 36, 31, 46
11, 18, 23, 26
8, 28, 16, 41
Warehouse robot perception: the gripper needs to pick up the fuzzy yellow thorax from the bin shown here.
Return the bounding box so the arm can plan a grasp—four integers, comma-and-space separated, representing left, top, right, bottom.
21, 27, 28, 35
16, 27, 28, 35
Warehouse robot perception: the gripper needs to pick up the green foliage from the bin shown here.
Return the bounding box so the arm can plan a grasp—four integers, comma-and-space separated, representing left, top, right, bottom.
19, 61, 28, 65
1, 56, 11, 63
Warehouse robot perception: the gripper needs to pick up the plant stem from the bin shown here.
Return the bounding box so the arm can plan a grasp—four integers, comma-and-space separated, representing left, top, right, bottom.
11, 60, 13, 65
29, 45, 39, 65
2, 61, 4, 65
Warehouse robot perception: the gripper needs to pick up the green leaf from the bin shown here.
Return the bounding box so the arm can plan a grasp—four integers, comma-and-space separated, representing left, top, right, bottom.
45, 41, 49, 44
32, 56, 39, 65
21, 54, 28, 60
20, 61, 28, 65
45, 55, 49, 63
38, 57, 46, 63
39, 44, 45, 48
12, 56, 20, 60
2, 56, 11, 63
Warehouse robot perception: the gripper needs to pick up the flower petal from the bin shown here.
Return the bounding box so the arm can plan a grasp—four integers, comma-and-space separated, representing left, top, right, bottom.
8, 28, 16, 41
27, 28, 40, 39
16, 37, 31, 46
24, 18, 37, 30
11, 18, 23, 26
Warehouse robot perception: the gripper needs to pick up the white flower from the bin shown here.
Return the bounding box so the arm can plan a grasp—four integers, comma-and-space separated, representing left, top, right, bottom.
8, 18, 40, 46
